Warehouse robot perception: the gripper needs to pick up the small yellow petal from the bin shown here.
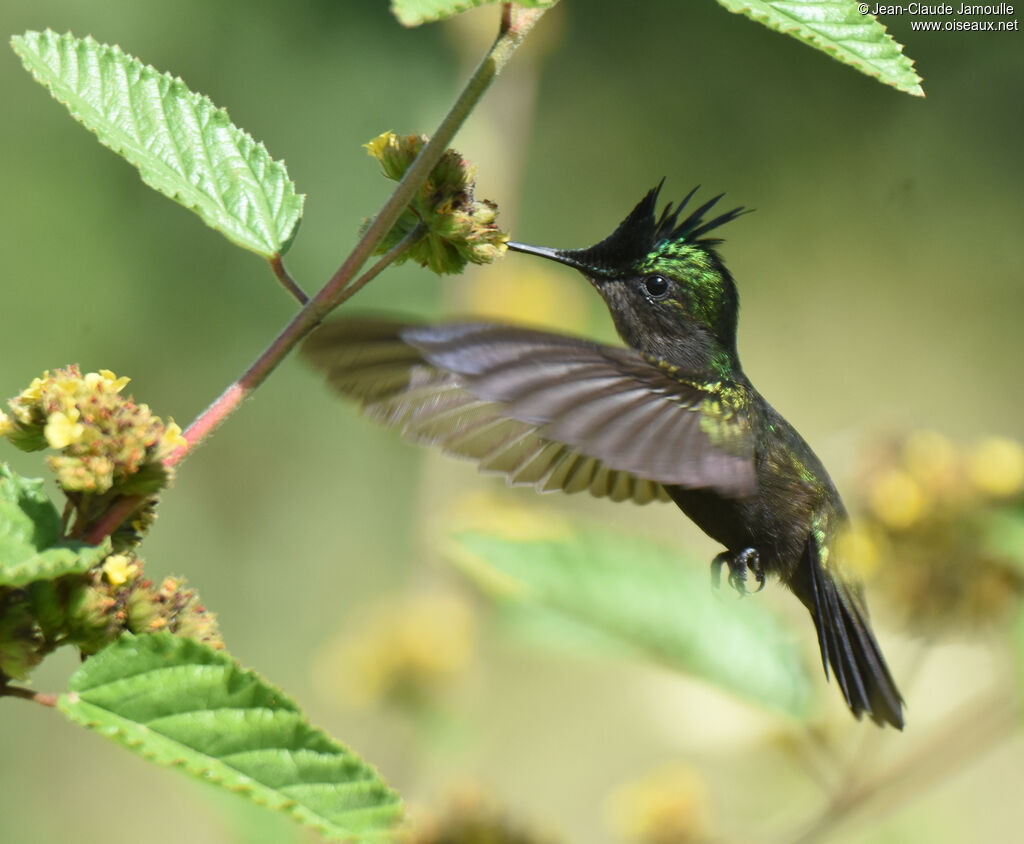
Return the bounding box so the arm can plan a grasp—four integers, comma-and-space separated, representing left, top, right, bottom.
102, 554, 137, 587
98, 369, 130, 393
0, 411, 12, 438
44, 410, 85, 449
20, 375, 47, 402
156, 419, 188, 458
363, 130, 395, 160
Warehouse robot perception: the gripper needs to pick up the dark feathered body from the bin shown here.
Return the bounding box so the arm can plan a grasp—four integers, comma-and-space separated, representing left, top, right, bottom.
304, 184, 904, 728
667, 394, 838, 577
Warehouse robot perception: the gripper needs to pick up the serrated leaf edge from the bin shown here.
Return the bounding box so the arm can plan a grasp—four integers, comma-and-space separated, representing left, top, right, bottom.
11, 30, 305, 256
720, 1, 924, 97
60, 636, 402, 841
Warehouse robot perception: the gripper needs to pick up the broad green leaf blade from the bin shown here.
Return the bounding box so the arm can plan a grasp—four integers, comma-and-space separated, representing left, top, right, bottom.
450, 525, 814, 718
717, 1, 924, 97
11, 30, 304, 257
0, 464, 110, 587
391, 0, 555, 27
60, 634, 403, 842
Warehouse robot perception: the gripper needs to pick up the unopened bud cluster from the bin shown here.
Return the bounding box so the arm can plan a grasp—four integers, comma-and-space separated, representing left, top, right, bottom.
364, 131, 507, 274
0, 366, 185, 498
0, 555, 221, 680
840, 431, 1024, 632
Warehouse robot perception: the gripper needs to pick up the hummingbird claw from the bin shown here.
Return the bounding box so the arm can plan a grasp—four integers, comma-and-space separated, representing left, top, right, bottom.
710, 551, 729, 591
711, 548, 764, 597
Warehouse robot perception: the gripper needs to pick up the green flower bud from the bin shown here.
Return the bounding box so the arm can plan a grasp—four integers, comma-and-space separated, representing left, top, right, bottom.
363, 131, 508, 275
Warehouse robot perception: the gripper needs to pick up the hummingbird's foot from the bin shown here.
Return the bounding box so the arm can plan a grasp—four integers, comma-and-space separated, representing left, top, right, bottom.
710, 548, 765, 596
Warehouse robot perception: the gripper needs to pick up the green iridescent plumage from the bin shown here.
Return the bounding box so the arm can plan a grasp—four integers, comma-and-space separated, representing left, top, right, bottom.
304, 183, 904, 728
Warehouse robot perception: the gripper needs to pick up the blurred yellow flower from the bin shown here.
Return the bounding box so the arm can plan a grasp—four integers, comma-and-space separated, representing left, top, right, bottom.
834, 523, 883, 580
853, 430, 1024, 633
456, 262, 592, 335
451, 491, 571, 542
44, 409, 85, 449
405, 784, 559, 844
903, 429, 958, 491
868, 468, 927, 530
312, 591, 476, 710
968, 436, 1024, 499
608, 764, 710, 844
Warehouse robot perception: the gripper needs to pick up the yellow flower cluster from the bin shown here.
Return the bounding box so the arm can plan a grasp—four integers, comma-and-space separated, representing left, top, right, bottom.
844, 430, 1024, 632
1, 366, 186, 495
65, 560, 222, 656
364, 131, 508, 274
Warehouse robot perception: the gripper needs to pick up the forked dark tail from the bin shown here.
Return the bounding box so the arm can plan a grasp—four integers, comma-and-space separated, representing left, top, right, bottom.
791, 534, 904, 729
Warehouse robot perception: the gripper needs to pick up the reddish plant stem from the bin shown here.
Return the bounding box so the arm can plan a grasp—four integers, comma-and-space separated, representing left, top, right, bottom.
0, 684, 58, 707
163, 6, 545, 470
269, 254, 309, 305
79, 4, 548, 545
165, 223, 424, 468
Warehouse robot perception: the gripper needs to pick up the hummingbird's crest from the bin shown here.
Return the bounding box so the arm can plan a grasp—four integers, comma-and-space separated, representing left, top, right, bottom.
537, 182, 748, 278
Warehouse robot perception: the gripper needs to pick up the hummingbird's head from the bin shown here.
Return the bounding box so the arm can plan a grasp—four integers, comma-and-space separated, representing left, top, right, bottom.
509, 183, 748, 375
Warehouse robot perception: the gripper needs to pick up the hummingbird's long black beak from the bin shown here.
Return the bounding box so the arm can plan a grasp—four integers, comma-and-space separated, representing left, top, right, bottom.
507, 241, 594, 275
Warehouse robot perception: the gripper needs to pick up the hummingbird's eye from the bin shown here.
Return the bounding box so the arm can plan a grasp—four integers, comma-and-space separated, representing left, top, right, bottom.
643, 275, 669, 299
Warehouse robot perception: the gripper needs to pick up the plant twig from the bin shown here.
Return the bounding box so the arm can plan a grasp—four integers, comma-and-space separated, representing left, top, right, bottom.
0, 683, 58, 707
330, 223, 426, 309
784, 686, 1020, 844
161, 4, 547, 472
166, 223, 425, 467
269, 255, 309, 304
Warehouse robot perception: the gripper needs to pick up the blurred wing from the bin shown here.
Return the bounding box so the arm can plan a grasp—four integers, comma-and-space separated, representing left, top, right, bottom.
304, 319, 756, 501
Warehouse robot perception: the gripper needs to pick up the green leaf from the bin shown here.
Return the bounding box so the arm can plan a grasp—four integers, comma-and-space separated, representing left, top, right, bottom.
0, 464, 110, 587
717, 1, 924, 97
391, 0, 556, 27
59, 634, 403, 842
11, 30, 304, 257
449, 524, 814, 718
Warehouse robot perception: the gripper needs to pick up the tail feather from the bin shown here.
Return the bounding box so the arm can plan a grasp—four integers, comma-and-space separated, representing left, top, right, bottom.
794, 534, 904, 729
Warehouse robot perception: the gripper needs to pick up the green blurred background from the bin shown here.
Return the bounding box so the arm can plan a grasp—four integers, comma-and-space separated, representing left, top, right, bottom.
1, 1, 1022, 842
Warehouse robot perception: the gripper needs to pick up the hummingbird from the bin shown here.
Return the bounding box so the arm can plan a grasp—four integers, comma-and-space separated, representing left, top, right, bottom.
304, 184, 904, 728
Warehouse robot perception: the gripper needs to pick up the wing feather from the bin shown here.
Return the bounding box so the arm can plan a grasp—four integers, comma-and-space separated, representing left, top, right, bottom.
304, 318, 756, 501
